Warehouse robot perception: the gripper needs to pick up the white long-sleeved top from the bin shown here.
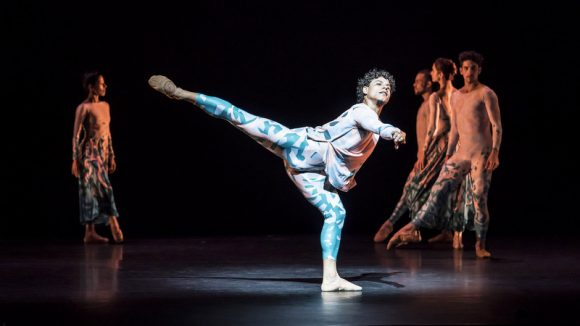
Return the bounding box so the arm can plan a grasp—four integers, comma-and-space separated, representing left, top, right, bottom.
305, 103, 399, 192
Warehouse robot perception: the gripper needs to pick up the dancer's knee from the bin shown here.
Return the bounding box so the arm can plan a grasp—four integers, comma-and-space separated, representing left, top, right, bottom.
324, 207, 346, 228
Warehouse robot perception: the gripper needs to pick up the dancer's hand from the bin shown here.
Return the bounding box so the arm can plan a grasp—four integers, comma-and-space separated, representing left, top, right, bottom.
393, 130, 406, 149
485, 150, 499, 170
417, 151, 425, 170
71, 159, 79, 178
109, 157, 117, 174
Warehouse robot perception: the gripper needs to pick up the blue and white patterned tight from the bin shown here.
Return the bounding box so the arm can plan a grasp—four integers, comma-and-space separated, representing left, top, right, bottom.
195, 94, 346, 260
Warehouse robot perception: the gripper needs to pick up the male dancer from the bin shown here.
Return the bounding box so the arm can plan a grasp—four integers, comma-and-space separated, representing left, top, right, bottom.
388, 51, 502, 258
149, 69, 406, 290
373, 69, 433, 242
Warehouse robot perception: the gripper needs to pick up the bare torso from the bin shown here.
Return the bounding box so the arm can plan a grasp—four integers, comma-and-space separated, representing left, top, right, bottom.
72, 100, 113, 160
451, 84, 494, 159
81, 101, 112, 139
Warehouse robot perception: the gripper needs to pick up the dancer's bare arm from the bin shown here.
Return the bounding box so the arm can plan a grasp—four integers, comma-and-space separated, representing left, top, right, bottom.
483, 89, 502, 170
415, 101, 429, 158
419, 94, 437, 169
108, 133, 117, 174
446, 93, 459, 161
71, 104, 87, 178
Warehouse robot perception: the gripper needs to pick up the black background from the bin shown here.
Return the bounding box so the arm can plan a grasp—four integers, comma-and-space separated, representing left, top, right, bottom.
3, 1, 577, 240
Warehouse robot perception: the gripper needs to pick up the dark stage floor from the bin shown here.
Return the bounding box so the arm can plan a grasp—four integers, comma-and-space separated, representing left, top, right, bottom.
1, 234, 579, 325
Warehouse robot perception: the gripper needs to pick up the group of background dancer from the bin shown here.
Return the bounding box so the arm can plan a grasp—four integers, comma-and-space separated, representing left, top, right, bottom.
71, 50, 501, 291
373, 51, 501, 260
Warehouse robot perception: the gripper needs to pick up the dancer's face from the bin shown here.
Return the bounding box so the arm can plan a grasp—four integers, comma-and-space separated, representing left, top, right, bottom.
92, 76, 107, 97
430, 65, 442, 85
460, 60, 481, 84
413, 73, 430, 96
364, 77, 391, 104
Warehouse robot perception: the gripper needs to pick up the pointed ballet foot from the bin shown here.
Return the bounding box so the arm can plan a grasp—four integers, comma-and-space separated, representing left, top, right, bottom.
476, 248, 491, 258
373, 221, 393, 242
148, 75, 183, 100
387, 230, 422, 250
111, 228, 124, 244
109, 218, 124, 244
83, 233, 109, 244
110, 224, 124, 244
321, 277, 362, 292
386, 232, 402, 250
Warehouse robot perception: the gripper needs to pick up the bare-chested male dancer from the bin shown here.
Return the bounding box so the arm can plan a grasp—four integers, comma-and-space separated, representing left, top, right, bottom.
388, 51, 502, 258
148, 69, 406, 291
376, 59, 466, 247
373, 69, 433, 242
72, 72, 124, 244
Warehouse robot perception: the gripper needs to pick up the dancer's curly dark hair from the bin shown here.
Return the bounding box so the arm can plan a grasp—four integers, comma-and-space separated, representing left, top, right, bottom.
459, 50, 484, 67
356, 68, 396, 103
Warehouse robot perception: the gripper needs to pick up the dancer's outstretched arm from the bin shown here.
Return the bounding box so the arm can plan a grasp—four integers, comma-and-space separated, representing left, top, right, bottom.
352, 106, 406, 146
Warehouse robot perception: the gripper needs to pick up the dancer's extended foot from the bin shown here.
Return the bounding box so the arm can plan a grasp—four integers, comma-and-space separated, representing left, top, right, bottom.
109, 217, 124, 244
321, 276, 362, 292
373, 220, 393, 242
452, 231, 463, 250
84, 232, 109, 244
111, 227, 124, 244
387, 229, 422, 250
428, 230, 453, 243
148, 75, 185, 100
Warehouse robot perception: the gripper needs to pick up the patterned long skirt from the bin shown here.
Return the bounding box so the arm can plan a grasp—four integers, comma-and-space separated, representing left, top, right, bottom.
77, 137, 118, 225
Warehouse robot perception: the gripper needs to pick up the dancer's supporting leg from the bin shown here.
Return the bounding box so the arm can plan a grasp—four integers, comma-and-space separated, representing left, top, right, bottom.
470, 156, 493, 258
287, 171, 361, 291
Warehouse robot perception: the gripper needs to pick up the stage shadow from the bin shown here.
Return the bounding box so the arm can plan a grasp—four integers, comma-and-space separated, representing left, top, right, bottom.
193, 272, 404, 288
